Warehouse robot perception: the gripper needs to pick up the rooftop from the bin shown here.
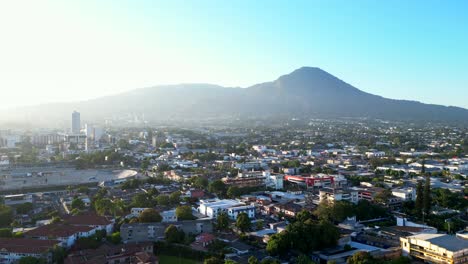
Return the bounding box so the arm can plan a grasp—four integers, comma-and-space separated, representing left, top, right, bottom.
409, 233, 468, 252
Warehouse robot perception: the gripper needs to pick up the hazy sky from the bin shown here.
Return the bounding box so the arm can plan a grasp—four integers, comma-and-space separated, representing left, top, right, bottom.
1, 0, 467, 109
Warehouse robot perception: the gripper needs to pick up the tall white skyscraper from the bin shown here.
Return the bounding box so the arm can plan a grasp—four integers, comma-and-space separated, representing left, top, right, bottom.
72, 111, 81, 134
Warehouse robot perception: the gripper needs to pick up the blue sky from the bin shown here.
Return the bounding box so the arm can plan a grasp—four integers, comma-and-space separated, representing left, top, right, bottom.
0, 0, 467, 108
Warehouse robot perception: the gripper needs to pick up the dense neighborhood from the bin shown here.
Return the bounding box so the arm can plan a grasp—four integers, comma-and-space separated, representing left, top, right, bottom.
0, 117, 467, 264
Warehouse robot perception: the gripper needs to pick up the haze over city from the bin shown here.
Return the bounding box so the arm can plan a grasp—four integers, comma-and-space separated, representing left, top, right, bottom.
1, 0, 468, 110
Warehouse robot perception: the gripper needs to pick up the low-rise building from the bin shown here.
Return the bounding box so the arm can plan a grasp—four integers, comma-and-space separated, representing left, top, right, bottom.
319, 188, 358, 204
198, 199, 245, 219
0, 238, 59, 264
227, 204, 255, 220
120, 220, 213, 243
400, 233, 468, 264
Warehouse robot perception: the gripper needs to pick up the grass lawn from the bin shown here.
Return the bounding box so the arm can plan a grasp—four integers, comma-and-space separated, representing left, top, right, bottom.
158, 254, 201, 264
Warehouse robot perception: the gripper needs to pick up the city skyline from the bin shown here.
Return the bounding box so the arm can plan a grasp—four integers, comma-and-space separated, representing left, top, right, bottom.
0, 0, 467, 109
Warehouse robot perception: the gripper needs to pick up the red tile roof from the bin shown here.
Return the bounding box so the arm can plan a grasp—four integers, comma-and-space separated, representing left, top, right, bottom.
25, 224, 95, 238
63, 213, 112, 226
0, 238, 59, 254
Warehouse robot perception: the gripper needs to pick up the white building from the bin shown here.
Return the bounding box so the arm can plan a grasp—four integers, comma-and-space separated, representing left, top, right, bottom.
227, 205, 255, 220
198, 199, 249, 219
392, 187, 416, 201
401, 233, 468, 264
319, 188, 358, 204
265, 173, 284, 190
3, 194, 33, 206
161, 209, 178, 222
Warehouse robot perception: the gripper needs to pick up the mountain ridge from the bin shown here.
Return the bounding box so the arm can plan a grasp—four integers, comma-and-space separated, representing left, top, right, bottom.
2, 67, 467, 124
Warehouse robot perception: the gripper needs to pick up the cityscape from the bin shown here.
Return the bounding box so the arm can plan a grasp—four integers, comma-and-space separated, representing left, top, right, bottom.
0, 1, 467, 264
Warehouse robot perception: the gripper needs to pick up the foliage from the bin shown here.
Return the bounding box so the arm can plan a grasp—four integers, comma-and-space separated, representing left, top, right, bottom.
204, 257, 224, 264
18, 257, 46, 264
209, 180, 227, 197
423, 176, 432, 215
267, 211, 339, 256
165, 225, 185, 243
71, 198, 85, 210
139, 208, 162, 223
216, 212, 229, 230
175, 205, 195, 220
236, 212, 251, 232
415, 180, 424, 217
0, 205, 13, 227
0, 228, 12, 238
107, 231, 121, 244
15, 202, 33, 214
169, 191, 181, 205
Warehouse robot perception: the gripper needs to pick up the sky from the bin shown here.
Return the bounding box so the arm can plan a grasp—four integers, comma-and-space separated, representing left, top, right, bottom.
0, 0, 467, 109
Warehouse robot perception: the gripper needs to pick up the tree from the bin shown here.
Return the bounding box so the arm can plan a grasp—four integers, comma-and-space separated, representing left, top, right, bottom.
71, 198, 85, 210
132, 193, 155, 208
346, 251, 375, 264
51, 245, 66, 264
204, 257, 224, 264
374, 189, 393, 204
216, 212, 229, 230
18, 256, 46, 264
227, 186, 241, 198
16, 202, 33, 214
236, 212, 251, 232
297, 254, 314, 264
169, 191, 181, 205
165, 224, 185, 243
175, 205, 194, 220
139, 209, 162, 223
415, 180, 424, 217
108, 231, 121, 244
266, 233, 289, 256
0, 228, 12, 238
94, 198, 115, 216
209, 180, 227, 197
423, 176, 432, 215
193, 177, 209, 189
0, 205, 13, 227
155, 195, 170, 206
248, 256, 259, 264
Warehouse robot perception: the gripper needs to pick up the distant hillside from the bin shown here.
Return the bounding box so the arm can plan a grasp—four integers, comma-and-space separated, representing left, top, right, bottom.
3, 67, 468, 124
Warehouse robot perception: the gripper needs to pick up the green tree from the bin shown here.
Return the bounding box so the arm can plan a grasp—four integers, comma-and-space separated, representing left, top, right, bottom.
209, 180, 227, 197
138, 208, 162, 223
248, 256, 259, 264
16, 202, 33, 214
227, 186, 241, 198
71, 198, 85, 210
108, 231, 121, 244
155, 195, 170, 206
0, 205, 13, 227
204, 257, 224, 264
165, 224, 185, 243
169, 191, 181, 205
415, 180, 424, 217
175, 205, 194, 220
423, 176, 432, 215
346, 251, 375, 264
193, 177, 209, 189
297, 254, 313, 264
18, 256, 46, 264
216, 212, 229, 230
0, 228, 12, 238
236, 212, 251, 232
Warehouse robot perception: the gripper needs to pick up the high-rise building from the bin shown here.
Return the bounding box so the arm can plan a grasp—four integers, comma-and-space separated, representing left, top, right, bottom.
72, 111, 81, 134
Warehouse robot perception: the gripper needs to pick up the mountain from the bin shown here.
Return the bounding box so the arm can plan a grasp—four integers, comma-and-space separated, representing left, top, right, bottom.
3, 67, 468, 124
